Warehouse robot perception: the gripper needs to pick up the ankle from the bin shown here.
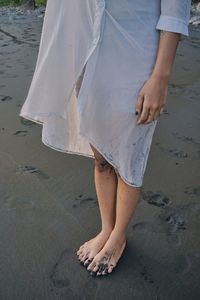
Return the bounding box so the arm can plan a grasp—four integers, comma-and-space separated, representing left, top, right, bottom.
111, 227, 127, 240
100, 226, 114, 236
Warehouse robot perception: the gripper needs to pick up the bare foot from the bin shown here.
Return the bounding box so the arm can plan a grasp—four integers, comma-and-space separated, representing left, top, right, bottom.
86, 230, 127, 276
76, 230, 112, 267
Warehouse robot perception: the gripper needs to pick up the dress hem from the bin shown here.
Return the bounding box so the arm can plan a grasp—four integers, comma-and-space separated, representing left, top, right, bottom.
19, 112, 94, 159
19, 112, 143, 188
78, 130, 143, 189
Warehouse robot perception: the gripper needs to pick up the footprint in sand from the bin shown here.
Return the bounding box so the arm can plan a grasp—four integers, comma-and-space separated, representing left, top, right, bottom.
73, 194, 97, 208
181, 251, 200, 275
172, 133, 200, 145
132, 221, 151, 231
49, 248, 98, 299
164, 213, 186, 231
140, 265, 154, 284
184, 186, 200, 196
19, 117, 35, 126
167, 149, 188, 158
79, 197, 97, 206
138, 256, 154, 284
15, 165, 49, 179
156, 144, 188, 158
159, 207, 187, 245
141, 190, 171, 208
169, 83, 185, 95
13, 130, 28, 136
50, 250, 71, 289
0, 95, 12, 101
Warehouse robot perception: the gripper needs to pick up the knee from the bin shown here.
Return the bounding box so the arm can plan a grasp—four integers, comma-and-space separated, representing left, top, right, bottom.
90, 143, 114, 172
94, 156, 114, 173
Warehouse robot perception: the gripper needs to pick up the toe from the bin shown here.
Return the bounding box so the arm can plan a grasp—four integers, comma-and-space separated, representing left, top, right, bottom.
78, 252, 85, 261
92, 263, 100, 273
102, 268, 109, 275
83, 258, 93, 267
101, 264, 109, 276
108, 263, 116, 273
96, 269, 102, 276
87, 260, 98, 272
78, 248, 85, 257
77, 244, 84, 252
76, 249, 82, 255
80, 251, 87, 261
80, 252, 89, 263
97, 263, 108, 276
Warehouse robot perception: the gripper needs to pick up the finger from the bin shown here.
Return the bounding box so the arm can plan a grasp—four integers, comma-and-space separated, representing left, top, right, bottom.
143, 112, 155, 124
160, 107, 164, 114
137, 105, 150, 124
135, 94, 144, 115
153, 109, 161, 120
160, 106, 165, 115
143, 108, 157, 123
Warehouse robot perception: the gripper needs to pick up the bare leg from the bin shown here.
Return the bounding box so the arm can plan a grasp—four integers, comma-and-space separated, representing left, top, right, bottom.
87, 173, 141, 275
76, 143, 118, 266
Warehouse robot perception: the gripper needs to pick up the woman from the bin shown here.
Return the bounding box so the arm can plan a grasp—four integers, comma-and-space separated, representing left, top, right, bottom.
19, 0, 191, 276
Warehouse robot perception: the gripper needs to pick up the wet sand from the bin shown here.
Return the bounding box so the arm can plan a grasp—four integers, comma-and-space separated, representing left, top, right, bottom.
0, 9, 200, 300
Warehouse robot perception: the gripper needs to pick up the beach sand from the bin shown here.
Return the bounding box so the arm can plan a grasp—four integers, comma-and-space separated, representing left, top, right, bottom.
0, 9, 200, 300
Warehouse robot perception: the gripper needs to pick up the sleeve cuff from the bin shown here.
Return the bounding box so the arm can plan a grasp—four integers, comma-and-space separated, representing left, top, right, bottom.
156, 15, 189, 39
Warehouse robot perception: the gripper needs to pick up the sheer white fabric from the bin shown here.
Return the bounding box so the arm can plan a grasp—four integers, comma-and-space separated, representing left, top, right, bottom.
19, 0, 191, 187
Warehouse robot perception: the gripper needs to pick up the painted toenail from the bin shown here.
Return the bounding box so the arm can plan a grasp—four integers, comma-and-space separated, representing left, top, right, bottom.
103, 271, 108, 275
84, 259, 92, 267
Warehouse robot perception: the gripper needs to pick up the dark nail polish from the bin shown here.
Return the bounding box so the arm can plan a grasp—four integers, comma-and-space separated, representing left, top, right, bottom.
135, 111, 138, 115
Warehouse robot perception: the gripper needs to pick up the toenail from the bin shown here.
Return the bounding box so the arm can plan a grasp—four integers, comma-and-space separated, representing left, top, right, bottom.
103, 271, 108, 275
84, 260, 92, 267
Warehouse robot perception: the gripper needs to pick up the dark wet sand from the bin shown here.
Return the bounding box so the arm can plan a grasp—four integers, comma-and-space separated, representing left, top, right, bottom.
0, 9, 200, 300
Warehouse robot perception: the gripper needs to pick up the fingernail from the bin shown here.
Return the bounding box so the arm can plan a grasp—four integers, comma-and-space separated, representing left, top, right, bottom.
135, 111, 139, 115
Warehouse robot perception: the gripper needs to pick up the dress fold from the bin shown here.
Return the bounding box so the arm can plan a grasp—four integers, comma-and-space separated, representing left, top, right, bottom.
19, 0, 191, 187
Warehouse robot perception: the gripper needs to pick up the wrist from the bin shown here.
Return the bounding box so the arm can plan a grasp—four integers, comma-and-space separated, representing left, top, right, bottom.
151, 71, 170, 83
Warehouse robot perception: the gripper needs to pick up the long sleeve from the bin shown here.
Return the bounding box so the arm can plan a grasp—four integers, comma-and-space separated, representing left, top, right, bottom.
156, 0, 191, 40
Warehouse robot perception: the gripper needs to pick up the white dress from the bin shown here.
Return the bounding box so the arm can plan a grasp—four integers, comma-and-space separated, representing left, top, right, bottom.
19, 0, 191, 187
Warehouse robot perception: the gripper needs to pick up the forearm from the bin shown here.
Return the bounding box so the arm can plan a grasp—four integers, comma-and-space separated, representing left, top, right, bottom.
136, 31, 181, 124
151, 30, 181, 81
136, 0, 191, 124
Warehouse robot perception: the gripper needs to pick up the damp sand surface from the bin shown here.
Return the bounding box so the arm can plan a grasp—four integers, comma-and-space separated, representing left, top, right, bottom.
0, 9, 200, 300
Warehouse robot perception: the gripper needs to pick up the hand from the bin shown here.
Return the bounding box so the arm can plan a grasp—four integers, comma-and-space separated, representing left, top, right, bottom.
135, 74, 169, 125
